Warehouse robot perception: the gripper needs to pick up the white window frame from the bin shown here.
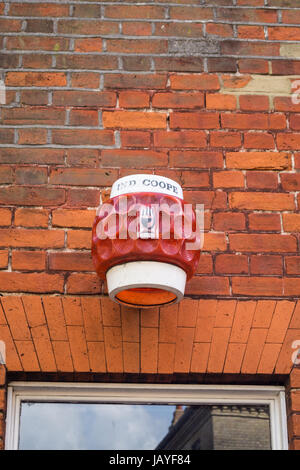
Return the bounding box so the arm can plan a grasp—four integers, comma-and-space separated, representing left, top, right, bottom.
5, 382, 288, 450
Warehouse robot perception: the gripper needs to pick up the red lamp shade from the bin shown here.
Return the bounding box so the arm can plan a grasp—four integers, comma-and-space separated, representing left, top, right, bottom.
92, 174, 201, 308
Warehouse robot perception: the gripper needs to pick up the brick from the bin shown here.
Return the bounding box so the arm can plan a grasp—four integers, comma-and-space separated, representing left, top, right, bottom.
66, 149, 99, 167
269, 27, 300, 41
22, 295, 46, 328
152, 92, 204, 109
121, 306, 139, 342
244, 133, 275, 149
185, 276, 230, 296
241, 328, 268, 374
0, 251, 8, 269
49, 252, 94, 272
107, 39, 167, 54
15, 209, 48, 228
0, 187, 65, 207
194, 299, 217, 343
227, 152, 290, 170
285, 257, 300, 275
103, 327, 123, 373
238, 59, 269, 74
61, 297, 83, 326
206, 94, 236, 110
174, 327, 194, 373
56, 55, 117, 71
103, 111, 167, 129
141, 327, 158, 374
190, 342, 210, 373
177, 299, 198, 328
196, 253, 213, 274
180, 170, 210, 188
207, 327, 231, 373
15, 341, 40, 371
159, 304, 178, 343
52, 209, 95, 229
170, 151, 223, 168
57, 20, 118, 35
73, 4, 101, 18
232, 277, 283, 296
290, 115, 300, 131
239, 95, 269, 112
154, 57, 204, 73
252, 300, 276, 329
12, 251, 46, 271
0, 272, 64, 293
52, 129, 114, 146
87, 342, 106, 373
215, 254, 248, 274
67, 273, 101, 294
229, 192, 295, 210
222, 113, 284, 130
53, 91, 116, 107
122, 56, 151, 72
20, 91, 48, 106
211, 131, 241, 147
238, 25, 265, 39
250, 255, 282, 275
50, 168, 117, 187
105, 5, 165, 19
184, 191, 227, 210
71, 73, 100, 89
158, 343, 176, 374
1, 297, 30, 341
206, 23, 233, 37
0, 325, 22, 371
119, 91, 150, 108
283, 214, 300, 232
216, 7, 276, 23
26, 19, 53, 33
67, 326, 90, 372
213, 170, 244, 188
9, 3, 69, 16
221, 41, 279, 57
155, 22, 203, 37
170, 6, 214, 20
69, 109, 99, 127
277, 134, 300, 150
170, 112, 219, 129
223, 343, 246, 374
120, 131, 151, 148
249, 213, 281, 232
202, 233, 227, 251
0, 209, 12, 226
122, 22, 152, 36
154, 131, 206, 148
101, 149, 168, 168
0, 18, 22, 31
170, 74, 220, 91
1, 107, 65, 125
52, 341, 73, 372
213, 212, 246, 231
6, 72, 67, 87
18, 129, 47, 145
15, 168, 47, 186
274, 97, 300, 113
0, 229, 64, 249
229, 234, 297, 253
281, 173, 300, 191
282, 10, 300, 24
104, 73, 167, 89
67, 230, 91, 249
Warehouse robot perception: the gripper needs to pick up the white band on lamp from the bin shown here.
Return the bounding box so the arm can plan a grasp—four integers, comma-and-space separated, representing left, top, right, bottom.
107, 261, 187, 307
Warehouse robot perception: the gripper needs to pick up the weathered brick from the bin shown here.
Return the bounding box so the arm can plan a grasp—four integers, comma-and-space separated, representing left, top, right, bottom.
49, 168, 117, 187
103, 111, 167, 129
229, 192, 294, 210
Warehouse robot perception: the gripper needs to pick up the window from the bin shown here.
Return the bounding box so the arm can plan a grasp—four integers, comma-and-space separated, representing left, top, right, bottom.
5, 382, 288, 450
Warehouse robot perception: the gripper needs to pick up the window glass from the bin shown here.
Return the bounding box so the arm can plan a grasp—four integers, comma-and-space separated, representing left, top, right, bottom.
18, 402, 271, 450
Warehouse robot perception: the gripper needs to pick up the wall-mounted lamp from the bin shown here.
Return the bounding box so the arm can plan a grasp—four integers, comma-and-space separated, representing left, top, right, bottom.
92, 174, 201, 308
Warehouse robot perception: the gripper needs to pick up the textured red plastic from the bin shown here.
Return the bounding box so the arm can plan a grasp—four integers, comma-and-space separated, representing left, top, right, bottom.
92, 192, 201, 280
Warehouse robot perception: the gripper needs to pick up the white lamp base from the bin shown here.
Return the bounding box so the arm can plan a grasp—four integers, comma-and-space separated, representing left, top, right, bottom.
106, 261, 187, 308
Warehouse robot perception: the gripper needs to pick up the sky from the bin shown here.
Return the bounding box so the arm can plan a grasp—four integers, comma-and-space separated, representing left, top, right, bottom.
18, 402, 176, 450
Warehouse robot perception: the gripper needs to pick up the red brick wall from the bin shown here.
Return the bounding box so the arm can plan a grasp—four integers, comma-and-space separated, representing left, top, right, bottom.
1, 0, 300, 449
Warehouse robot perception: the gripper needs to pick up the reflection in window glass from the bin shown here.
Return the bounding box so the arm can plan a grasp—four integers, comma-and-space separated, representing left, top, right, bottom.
18, 402, 271, 450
